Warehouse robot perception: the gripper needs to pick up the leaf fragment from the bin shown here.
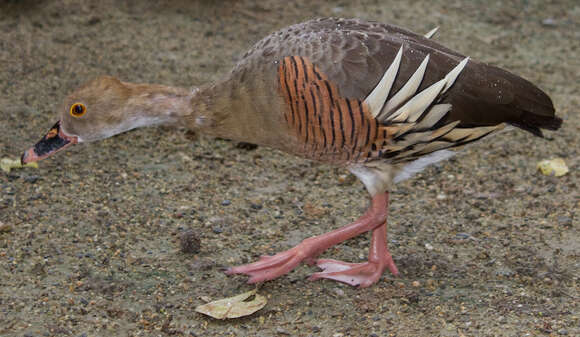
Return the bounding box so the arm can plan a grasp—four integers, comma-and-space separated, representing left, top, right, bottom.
195, 289, 267, 319
537, 158, 569, 177
1, 157, 38, 173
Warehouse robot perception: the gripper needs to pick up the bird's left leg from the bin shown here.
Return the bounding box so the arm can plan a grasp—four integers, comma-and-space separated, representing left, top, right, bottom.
309, 221, 399, 287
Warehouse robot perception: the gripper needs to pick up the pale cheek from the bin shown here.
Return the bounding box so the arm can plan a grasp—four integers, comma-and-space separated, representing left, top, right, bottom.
60, 120, 77, 138
61, 117, 92, 142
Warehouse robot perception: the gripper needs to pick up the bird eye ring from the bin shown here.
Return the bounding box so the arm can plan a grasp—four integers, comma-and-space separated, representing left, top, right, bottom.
70, 103, 86, 117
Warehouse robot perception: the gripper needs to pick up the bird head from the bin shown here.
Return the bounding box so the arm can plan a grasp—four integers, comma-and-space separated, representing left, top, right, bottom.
21, 76, 191, 164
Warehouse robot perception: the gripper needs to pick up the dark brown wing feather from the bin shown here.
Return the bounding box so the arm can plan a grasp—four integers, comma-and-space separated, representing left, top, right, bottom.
235, 17, 561, 136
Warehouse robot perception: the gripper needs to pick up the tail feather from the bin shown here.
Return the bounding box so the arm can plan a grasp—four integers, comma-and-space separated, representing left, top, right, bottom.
513, 113, 562, 137
441, 61, 562, 137
506, 68, 561, 136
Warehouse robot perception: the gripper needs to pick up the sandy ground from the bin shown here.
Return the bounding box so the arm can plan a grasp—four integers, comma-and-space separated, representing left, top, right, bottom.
0, 0, 578, 336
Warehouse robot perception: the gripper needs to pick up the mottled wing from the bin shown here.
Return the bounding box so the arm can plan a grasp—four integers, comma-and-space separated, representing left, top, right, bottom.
276, 54, 501, 165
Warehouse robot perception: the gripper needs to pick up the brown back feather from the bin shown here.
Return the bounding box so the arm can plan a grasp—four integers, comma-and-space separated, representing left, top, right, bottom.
234, 18, 561, 137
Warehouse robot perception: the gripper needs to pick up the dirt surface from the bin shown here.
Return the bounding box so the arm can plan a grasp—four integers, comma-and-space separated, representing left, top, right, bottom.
1, 1, 578, 336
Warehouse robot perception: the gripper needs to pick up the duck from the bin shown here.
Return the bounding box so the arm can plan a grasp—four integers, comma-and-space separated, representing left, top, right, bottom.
21, 18, 561, 287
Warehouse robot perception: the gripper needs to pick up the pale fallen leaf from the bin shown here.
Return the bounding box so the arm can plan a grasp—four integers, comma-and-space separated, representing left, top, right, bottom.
537, 158, 569, 177
1, 157, 38, 173
195, 289, 267, 319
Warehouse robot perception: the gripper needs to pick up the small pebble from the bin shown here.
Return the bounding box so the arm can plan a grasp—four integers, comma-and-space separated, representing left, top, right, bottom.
495, 267, 515, 277
333, 287, 345, 297
221, 200, 231, 206
24, 175, 40, 183
455, 233, 471, 239
180, 230, 201, 254
557, 329, 568, 335
412, 281, 421, 287
425, 243, 434, 250
276, 327, 290, 335
541, 18, 557, 26
557, 216, 572, 226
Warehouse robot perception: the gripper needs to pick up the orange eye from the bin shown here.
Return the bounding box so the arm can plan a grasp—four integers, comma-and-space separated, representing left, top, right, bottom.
70, 103, 86, 117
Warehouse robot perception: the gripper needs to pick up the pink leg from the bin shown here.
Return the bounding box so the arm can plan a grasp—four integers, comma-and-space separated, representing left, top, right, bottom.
309, 222, 399, 287
226, 192, 399, 286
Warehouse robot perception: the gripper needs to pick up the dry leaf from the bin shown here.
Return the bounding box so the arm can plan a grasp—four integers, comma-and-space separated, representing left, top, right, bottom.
1, 157, 38, 173
537, 158, 569, 177
195, 289, 267, 319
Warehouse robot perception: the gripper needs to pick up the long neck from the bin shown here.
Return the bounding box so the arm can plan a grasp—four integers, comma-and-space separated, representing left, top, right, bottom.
123, 82, 195, 129
121, 76, 285, 146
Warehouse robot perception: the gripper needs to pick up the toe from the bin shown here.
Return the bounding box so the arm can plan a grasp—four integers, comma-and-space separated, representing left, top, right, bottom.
309, 260, 386, 287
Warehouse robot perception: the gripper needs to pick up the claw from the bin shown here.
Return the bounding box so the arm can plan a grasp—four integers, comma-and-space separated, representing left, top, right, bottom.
309, 256, 398, 288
